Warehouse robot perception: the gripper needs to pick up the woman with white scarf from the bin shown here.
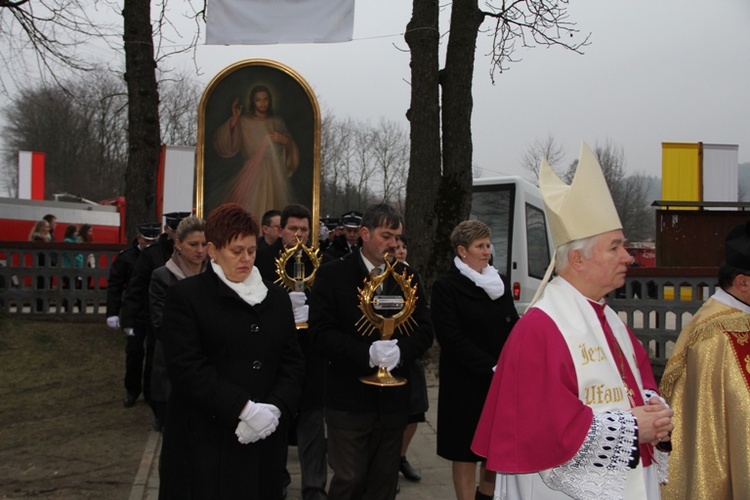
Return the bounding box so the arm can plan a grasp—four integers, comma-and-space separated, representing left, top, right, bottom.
431, 220, 519, 500
158, 203, 305, 499
149, 216, 208, 431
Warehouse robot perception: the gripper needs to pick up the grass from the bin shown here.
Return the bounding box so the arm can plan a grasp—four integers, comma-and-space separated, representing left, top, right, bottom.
0, 316, 152, 499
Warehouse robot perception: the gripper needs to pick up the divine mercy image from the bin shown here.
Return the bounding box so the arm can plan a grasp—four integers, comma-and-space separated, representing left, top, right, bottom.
213, 84, 300, 217
198, 60, 318, 219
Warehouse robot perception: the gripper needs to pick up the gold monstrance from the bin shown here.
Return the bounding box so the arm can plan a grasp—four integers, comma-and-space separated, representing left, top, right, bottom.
274, 234, 322, 329
356, 255, 419, 387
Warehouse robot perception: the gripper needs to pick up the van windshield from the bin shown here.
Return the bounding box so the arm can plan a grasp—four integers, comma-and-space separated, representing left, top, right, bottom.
471, 184, 514, 277
526, 203, 550, 279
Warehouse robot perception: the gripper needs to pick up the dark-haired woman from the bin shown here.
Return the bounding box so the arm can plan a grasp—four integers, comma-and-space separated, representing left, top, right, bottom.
158, 203, 305, 499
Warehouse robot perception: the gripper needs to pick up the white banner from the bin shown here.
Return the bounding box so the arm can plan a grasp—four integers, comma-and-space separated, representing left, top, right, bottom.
206, 0, 355, 45
160, 146, 196, 215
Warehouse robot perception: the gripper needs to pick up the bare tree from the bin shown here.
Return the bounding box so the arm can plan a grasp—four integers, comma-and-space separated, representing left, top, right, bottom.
321, 115, 364, 214
1, 65, 203, 201
122, 0, 160, 236
320, 114, 353, 215
405, 0, 589, 291
371, 119, 409, 211
0, 0, 114, 94
0, 161, 18, 197
1, 0, 203, 235
347, 122, 378, 208
110, 0, 203, 234
158, 69, 202, 147
484, 1, 589, 82
1, 69, 128, 200
320, 115, 409, 216
521, 135, 566, 185
403, 0, 441, 279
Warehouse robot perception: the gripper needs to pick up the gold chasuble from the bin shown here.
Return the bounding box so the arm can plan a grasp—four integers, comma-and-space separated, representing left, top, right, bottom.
660, 296, 750, 500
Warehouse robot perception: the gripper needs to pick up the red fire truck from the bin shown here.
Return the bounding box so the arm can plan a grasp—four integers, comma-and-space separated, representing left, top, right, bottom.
0, 195, 127, 243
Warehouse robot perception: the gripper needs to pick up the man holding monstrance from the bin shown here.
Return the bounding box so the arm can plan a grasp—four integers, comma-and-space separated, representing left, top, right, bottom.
254, 203, 328, 500
255, 203, 321, 327
309, 203, 434, 500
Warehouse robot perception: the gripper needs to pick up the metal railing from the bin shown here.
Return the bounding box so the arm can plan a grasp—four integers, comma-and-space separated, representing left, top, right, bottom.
606, 268, 718, 380
1, 241, 717, 378
0, 242, 126, 320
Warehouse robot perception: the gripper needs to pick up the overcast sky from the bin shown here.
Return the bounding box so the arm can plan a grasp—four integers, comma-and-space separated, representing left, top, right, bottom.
6, 0, 749, 193
157, 0, 748, 181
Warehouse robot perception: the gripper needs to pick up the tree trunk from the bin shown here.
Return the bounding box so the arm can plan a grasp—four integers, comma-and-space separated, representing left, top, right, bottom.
430, 0, 484, 287
404, 0, 441, 294
122, 0, 161, 238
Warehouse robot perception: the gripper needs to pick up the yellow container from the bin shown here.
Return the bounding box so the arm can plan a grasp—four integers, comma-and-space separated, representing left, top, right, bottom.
662, 142, 701, 210
663, 285, 692, 301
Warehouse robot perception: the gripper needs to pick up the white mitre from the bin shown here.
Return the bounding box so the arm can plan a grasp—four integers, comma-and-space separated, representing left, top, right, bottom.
527, 142, 623, 310
541, 142, 622, 247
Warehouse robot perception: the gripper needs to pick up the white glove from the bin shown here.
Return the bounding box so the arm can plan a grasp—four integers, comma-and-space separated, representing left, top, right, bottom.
293, 304, 309, 323
123, 327, 134, 337
257, 402, 282, 420
289, 291, 309, 323
319, 224, 330, 242
236, 420, 261, 444
381, 345, 400, 371
289, 291, 306, 307
106, 316, 120, 329
239, 400, 280, 439
368, 339, 400, 371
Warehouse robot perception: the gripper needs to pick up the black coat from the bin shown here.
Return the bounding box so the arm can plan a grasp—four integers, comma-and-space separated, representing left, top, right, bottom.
255, 238, 325, 408
105, 239, 140, 317
322, 234, 355, 263
255, 238, 286, 284
158, 265, 305, 499
148, 266, 180, 403
120, 233, 173, 331
309, 251, 433, 425
431, 263, 519, 461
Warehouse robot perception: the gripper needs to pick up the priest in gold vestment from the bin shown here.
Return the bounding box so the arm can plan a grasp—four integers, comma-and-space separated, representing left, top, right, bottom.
660, 221, 750, 499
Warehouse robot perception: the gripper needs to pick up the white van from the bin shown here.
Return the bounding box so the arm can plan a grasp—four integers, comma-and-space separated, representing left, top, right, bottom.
471, 176, 553, 314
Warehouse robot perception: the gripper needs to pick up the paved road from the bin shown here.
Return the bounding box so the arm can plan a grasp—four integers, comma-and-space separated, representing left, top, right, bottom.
130, 372, 457, 499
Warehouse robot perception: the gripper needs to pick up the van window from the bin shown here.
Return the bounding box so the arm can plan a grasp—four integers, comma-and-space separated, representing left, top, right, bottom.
526, 203, 550, 279
471, 184, 515, 277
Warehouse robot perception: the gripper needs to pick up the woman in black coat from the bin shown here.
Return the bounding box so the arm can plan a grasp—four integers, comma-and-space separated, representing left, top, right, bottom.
149, 216, 207, 431
159, 203, 305, 500
431, 220, 519, 500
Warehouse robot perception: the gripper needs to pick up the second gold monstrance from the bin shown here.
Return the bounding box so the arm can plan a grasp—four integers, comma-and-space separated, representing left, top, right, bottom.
356, 256, 419, 387
274, 234, 322, 329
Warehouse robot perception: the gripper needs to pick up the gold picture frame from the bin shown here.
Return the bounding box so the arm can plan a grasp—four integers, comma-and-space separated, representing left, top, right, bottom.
196, 59, 320, 242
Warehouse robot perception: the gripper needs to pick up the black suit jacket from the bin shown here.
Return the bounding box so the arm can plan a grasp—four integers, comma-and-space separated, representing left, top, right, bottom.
309, 251, 433, 420
120, 234, 173, 331
105, 239, 140, 317
255, 238, 324, 407
322, 234, 356, 263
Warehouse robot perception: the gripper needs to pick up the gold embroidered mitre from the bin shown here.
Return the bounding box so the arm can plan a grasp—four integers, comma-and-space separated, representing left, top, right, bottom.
540, 142, 622, 248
